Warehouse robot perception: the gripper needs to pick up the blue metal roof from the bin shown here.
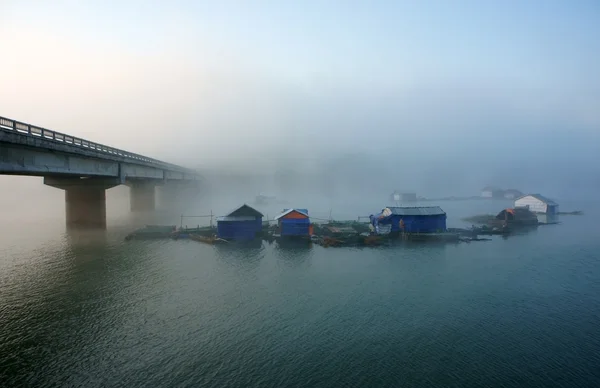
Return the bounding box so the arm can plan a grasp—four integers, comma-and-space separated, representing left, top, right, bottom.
225, 204, 264, 218
386, 206, 446, 216
516, 194, 558, 206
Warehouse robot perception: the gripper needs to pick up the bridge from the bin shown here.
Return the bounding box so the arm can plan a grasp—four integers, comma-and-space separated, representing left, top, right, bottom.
0, 115, 202, 229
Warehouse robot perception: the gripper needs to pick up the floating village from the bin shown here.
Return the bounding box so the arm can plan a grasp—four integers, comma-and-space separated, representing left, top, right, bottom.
125, 188, 582, 248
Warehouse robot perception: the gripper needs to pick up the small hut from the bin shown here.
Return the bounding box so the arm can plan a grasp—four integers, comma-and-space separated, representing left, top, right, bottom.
481, 186, 504, 198
274, 208, 311, 237
390, 191, 417, 202
217, 204, 264, 240
514, 194, 559, 214
495, 207, 538, 226
370, 206, 447, 234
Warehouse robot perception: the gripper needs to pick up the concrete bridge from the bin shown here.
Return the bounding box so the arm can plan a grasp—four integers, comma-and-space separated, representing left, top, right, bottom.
0, 115, 202, 228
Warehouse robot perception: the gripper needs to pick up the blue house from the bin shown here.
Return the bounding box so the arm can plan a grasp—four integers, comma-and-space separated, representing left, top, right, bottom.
370, 206, 447, 234
217, 204, 264, 240
274, 208, 311, 237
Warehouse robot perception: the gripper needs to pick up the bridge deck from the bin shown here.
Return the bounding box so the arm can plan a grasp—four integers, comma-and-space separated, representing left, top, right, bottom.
0, 115, 198, 178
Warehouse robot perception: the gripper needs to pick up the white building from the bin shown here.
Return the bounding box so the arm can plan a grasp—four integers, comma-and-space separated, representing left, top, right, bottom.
514, 194, 559, 214
391, 191, 417, 202
481, 186, 503, 198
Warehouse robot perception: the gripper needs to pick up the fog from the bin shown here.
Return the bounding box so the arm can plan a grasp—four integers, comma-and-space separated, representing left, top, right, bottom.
1, 0, 599, 219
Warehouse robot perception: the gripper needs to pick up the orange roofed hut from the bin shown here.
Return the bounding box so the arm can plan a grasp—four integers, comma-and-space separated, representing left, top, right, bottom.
274, 209, 312, 237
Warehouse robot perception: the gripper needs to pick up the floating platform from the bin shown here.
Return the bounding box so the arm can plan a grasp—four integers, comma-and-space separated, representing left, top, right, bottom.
313, 231, 460, 247
172, 226, 215, 239
398, 232, 460, 242
312, 220, 457, 247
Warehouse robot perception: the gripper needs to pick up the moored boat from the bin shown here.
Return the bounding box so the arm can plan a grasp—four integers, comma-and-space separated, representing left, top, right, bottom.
190, 234, 228, 245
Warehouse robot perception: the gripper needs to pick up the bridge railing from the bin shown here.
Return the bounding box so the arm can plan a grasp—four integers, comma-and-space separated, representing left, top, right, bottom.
0, 115, 191, 173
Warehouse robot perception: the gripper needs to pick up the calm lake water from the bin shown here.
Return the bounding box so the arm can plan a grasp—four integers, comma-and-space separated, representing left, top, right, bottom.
1, 187, 600, 387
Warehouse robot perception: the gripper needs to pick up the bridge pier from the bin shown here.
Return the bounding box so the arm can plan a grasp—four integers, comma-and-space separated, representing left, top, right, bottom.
127, 181, 157, 212
2, 115, 202, 227
44, 177, 119, 229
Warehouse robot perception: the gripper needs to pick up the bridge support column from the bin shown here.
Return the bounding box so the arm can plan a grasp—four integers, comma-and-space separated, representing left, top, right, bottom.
128, 181, 157, 212
44, 177, 120, 229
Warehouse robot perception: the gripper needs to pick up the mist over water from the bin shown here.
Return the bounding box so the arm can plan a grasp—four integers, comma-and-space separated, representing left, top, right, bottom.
2, 0, 600, 386
2, 185, 600, 387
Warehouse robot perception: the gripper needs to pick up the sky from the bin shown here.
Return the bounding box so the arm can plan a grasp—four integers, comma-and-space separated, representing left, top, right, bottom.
1, 0, 599, 197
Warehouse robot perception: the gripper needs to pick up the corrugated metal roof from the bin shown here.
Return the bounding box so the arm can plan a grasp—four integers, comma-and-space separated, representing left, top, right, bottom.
225, 204, 264, 218
217, 216, 259, 222
515, 194, 558, 205
274, 208, 309, 220
385, 206, 446, 216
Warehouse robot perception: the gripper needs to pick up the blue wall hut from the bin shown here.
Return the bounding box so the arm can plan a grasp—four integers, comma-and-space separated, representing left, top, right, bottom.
370, 206, 447, 234
217, 204, 264, 240
274, 209, 310, 237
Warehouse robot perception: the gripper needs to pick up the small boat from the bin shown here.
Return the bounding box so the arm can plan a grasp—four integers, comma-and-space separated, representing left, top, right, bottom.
172, 226, 215, 239
190, 234, 228, 245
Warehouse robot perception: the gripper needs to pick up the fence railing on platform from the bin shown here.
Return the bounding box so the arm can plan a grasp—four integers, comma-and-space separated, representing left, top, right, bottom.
180, 212, 214, 229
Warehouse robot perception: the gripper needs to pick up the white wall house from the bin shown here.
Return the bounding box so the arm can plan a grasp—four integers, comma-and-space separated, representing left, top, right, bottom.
481, 186, 503, 198
514, 194, 559, 214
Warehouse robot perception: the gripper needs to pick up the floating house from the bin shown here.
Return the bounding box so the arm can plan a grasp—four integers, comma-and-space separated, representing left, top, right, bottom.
274, 208, 312, 238
370, 206, 447, 234
217, 204, 264, 240
496, 207, 539, 226
514, 194, 559, 214
390, 191, 417, 202
481, 186, 504, 198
